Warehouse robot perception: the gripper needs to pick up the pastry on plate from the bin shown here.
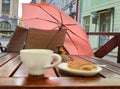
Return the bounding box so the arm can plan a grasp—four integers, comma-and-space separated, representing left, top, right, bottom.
68, 60, 97, 71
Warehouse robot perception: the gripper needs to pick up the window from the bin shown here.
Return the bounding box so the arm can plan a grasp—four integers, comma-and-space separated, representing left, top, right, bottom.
83, 16, 90, 32
2, 0, 10, 15
100, 11, 111, 32
98, 8, 114, 46
0, 21, 11, 30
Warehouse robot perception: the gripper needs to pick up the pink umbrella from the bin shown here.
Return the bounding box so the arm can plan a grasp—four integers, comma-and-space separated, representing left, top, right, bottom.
21, 3, 94, 56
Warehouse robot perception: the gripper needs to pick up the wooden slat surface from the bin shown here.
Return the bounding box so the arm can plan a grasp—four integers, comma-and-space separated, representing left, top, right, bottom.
0, 52, 8, 57
0, 77, 119, 89
71, 55, 120, 78
0, 55, 21, 77
0, 53, 120, 88
0, 53, 18, 67
1, 53, 120, 78
13, 63, 57, 77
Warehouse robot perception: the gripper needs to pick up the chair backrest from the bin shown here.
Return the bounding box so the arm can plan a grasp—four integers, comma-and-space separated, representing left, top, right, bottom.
25, 28, 66, 53
6, 26, 28, 53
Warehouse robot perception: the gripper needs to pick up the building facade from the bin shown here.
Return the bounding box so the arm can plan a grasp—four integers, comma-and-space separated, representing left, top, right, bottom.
0, 0, 19, 31
31, 0, 77, 20
79, 0, 120, 52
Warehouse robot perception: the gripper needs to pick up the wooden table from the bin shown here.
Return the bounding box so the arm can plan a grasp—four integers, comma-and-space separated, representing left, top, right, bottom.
0, 52, 120, 89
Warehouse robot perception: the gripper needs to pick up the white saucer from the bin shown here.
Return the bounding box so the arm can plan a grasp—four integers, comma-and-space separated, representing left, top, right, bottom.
57, 63, 102, 76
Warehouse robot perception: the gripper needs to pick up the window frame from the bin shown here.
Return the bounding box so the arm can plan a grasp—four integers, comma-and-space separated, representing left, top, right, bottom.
2, 0, 10, 15
83, 16, 90, 32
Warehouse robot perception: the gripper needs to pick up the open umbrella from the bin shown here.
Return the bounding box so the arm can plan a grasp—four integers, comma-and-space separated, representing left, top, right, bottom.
20, 3, 94, 56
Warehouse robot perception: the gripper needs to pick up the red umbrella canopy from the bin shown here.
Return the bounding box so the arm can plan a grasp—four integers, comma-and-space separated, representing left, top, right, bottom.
21, 3, 94, 56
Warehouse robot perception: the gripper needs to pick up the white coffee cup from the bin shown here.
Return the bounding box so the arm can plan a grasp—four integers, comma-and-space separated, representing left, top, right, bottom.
20, 49, 62, 76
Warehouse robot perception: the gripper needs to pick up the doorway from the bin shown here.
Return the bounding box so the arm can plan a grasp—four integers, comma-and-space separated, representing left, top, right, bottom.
99, 9, 112, 47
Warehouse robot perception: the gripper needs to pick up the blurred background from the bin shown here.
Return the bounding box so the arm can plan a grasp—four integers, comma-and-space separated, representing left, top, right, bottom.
0, 0, 119, 62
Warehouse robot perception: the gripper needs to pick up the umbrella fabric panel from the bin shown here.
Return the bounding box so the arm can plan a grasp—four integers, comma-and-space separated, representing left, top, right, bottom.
22, 19, 58, 30
22, 4, 54, 21
21, 3, 94, 56
64, 33, 93, 56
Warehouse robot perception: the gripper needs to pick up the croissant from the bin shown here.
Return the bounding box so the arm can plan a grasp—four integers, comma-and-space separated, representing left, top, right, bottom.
68, 60, 97, 71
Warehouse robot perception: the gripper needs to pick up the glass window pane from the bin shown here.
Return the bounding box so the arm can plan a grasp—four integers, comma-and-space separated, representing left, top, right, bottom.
3, 0, 10, 4
83, 16, 90, 32
0, 21, 11, 30
2, 0, 10, 14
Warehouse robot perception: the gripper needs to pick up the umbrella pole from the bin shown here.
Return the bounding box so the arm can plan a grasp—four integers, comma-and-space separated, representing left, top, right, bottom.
76, 0, 79, 21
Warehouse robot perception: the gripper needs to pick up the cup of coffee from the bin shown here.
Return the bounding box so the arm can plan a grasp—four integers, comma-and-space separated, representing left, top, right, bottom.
20, 49, 62, 76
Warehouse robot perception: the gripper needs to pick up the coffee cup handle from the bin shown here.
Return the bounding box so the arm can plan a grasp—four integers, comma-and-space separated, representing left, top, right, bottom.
44, 54, 62, 69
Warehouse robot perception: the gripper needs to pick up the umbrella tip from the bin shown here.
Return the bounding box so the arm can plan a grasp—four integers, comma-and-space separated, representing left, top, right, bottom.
58, 23, 64, 30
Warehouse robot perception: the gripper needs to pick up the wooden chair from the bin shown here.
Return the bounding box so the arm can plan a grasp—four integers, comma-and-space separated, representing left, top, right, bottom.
87, 32, 120, 63
24, 28, 66, 53
0, 26, 28, 53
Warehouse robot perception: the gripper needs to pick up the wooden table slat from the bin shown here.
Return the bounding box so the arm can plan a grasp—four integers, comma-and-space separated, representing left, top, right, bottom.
0, 53, 120, 88
80, 56, 120, 73
0, 77, 120, 89
0, 56, 21, 77
0, 52, 8, 57
0, 53, 18, 66
13, 63, 57, 77
71, 55, 120, 78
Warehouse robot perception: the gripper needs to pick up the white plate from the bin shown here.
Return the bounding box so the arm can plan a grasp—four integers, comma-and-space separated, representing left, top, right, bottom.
57, 63, 102, 76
